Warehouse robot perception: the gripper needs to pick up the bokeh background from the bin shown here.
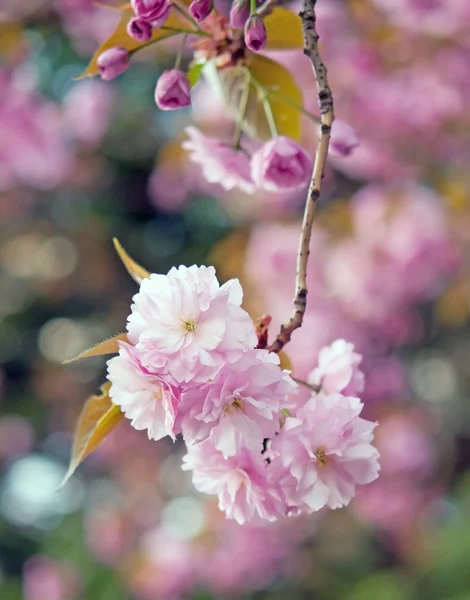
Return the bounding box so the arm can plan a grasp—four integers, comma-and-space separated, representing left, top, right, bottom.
1, 0, 470, 599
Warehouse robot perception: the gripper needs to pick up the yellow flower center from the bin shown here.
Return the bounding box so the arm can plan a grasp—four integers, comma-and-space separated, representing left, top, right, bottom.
314, 447, 327, 467
223, 398, 246, 416
181, 319, 197, 333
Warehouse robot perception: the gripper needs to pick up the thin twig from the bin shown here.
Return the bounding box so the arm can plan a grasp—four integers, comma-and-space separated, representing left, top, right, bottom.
268, 0, 334, 354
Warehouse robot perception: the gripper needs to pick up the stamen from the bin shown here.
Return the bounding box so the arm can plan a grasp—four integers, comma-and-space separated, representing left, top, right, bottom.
181, 319, 197, 332
314, 447, 327, 467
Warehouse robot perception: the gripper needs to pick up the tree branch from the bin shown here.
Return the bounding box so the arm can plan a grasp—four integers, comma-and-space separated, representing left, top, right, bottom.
268, 0, 334, 354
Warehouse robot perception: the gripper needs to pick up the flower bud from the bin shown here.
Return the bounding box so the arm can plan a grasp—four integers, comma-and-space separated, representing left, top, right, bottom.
127, 17, 153, 42
329, 119, 360, 157
131, 0, 171, 21
155, 69, 191, 110
97, 47, 130, 81
251, 136, 312, 192
230, 0, 250, 29
244, 16, 267, 52
189, 0, 214, 22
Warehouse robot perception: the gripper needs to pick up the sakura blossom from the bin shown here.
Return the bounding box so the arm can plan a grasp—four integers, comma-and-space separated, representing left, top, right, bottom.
308, 339, 365, 396
182, 441, 286, 524
272, 394, 380, 512
182, 127, 256, 194
155, 70, 191, 111
251, 136, 312, 192
180, 349, 297, 457
126, 265, 257, 383
107, 342, 181, 441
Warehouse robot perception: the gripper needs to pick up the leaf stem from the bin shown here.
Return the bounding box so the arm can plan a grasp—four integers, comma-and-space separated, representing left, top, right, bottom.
266, 87, 320, 123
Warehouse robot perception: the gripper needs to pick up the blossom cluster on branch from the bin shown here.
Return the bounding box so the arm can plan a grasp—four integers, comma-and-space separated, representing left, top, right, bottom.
106, 265, 379, 524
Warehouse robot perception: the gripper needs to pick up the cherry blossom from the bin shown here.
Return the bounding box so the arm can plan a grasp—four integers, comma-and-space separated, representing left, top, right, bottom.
126, 265, 257, 383
180, 349, 297, 457
272, 393, 380, 512
107, 343, 181, 441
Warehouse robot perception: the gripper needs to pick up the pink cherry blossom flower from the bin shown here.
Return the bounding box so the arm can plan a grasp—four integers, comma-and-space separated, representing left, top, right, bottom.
131, 0, 171, 22
127, 265, 257, 383
182, 127, 256, 194
181, 349, 297, 457
189, 0, 213, 22
107, 342, 181, 441
97, 47, 130, 81
230, 0, 250, 29
182, 440, 286, 524
308, 339, 365, 396
127, 17, 153, 42
272, 393, 379, 512
329, 119, 359, 157
154, 69, 191, 111
251, 136, 312, 192
63, 79, 114, 148
244, 16, 267, 52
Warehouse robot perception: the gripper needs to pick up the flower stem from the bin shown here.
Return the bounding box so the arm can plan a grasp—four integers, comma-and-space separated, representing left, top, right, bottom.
292, 377, 318, 392
174, 34, 188, 70
172, 1, 205, 32
249, 75, 279, 137
129, 32, 181, 56
160, 25, 211, 37
233, 72, 251, 149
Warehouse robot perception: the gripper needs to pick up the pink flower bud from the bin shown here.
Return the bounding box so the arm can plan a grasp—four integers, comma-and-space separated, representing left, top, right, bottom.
329, 119, 360, 157
127, 17, 153, 42
330, 119, 359, 156
131, 0, 171, 21
251, 136, 312, 192
155, 69, 191, 110
230, 0, 250, 29
97, 47, 130, 81
189, 0, 214, 21
244, 16, 267, 52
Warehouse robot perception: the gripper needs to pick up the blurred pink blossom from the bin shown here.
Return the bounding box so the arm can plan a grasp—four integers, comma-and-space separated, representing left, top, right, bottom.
23, 556, 81, 600
63, 79, 114, 148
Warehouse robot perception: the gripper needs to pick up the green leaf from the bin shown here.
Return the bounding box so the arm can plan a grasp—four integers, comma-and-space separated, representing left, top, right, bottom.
188, 62, 204, 87
265, 8, 303, 49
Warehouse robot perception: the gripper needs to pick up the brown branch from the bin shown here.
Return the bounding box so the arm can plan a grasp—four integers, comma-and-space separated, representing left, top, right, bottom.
268, 0, 334, 354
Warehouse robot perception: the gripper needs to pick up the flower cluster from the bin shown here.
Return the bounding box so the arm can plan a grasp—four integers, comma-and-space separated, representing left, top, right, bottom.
107, 265, 379, 524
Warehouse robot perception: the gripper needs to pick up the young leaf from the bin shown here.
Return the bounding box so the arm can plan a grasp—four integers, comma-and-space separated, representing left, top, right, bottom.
247, 55, 303, 141
187, 62, 204, 88
113, 238, 150, 284
203, 57, 302, 141
77, 7, 188, 79
61, 382, 124, 486
63, 332, 128, 364
264, 8, 303, 50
